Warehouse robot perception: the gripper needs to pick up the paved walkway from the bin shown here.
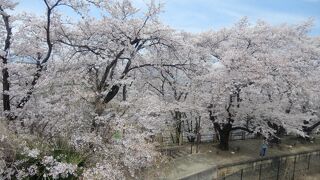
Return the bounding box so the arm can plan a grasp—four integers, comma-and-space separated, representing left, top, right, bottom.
142, 135, 320, 179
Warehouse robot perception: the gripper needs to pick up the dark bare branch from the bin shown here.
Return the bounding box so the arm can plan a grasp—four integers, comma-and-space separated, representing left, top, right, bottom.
0, 6, 12, 114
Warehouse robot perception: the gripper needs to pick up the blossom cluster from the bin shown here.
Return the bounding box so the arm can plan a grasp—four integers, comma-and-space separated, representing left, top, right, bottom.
1, 148, 78, 180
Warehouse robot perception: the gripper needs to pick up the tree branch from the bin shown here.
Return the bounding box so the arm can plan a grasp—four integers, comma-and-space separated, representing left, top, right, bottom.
304, 121, 320, 133
128, 63, 187, 72
97, 49, 125, 91
231, 126, 253, 133
16, 0, 61, 110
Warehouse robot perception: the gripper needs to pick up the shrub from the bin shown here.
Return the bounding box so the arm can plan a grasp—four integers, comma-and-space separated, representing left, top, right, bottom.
0, 129, 86, 180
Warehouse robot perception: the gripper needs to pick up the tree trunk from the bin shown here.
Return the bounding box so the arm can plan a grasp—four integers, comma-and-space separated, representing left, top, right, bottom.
217, 123, 232, 150
175, 123, 182, 143
267, 122, 285, 144
2, 65, 10, 112
219, 129, 231, 150
172, 111, 182, 144
103, 85, 120, 104
1, 7, 12, 116
214, 126, 220, 142
179, 131, 183, 145
122, 85, 127, 101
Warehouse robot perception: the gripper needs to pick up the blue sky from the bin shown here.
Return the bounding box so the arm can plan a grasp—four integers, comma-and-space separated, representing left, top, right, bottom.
16, 0, 320, 35
158, 0, 320, 35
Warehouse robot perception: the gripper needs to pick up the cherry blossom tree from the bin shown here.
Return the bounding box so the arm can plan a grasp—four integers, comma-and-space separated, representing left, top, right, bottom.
1, 1, 320, 179
199, 19, 320, 150
1, 0, 95, 120
1, 0, 192, 178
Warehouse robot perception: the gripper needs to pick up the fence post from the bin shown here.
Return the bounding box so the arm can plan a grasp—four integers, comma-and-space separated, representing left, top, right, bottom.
276, 158, 281, 180
307, 154, 311, 170
292, 156, 297, 180
240, 169, 243, 180
259, 163, 262, 180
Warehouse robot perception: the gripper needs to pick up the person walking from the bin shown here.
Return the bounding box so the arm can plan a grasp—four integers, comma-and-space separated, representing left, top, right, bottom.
260, 139, 268, 157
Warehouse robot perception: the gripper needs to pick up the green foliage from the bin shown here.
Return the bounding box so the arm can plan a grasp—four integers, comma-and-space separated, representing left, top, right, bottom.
53, 138, 87, 167
112, 130, 122, 140
1, 137, 88, 180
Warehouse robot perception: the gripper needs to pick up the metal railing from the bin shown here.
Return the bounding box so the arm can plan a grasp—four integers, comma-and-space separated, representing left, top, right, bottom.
217, 149, 320, 180
158, 131, 256, 146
